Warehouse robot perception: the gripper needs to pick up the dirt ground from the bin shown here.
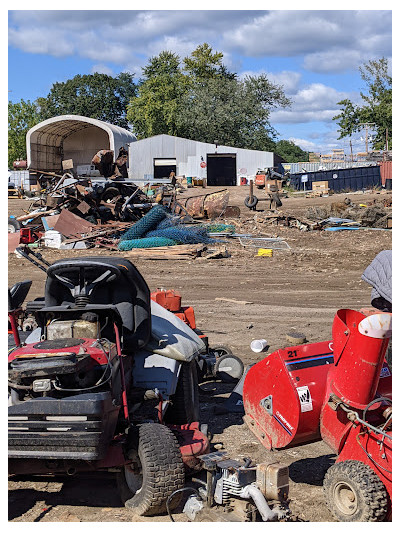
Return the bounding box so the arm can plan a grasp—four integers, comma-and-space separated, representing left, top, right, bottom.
8, 187, 392, 523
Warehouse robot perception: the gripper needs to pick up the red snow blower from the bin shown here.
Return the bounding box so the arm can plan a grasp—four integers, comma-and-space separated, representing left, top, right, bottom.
243, 309, 392, 522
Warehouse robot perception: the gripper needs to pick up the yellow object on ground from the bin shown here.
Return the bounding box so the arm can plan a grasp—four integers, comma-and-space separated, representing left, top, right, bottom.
257, 248, 273, 257
359, 203, 367, 207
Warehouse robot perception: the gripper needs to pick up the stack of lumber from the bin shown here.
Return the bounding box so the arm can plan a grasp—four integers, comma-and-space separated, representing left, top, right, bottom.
123, 243, 206, 260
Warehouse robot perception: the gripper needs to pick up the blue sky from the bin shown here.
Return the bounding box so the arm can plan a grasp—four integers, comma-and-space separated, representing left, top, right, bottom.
8, 5, 392, 155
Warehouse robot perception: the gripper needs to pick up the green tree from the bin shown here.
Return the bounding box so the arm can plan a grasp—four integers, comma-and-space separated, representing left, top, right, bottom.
274, 140, 309, 162
127, 51, 187, 138
37, 72, 136, 129
333, 58, 392, 150
177, 73, 290, 150
183, 43, 235, 80
128, 44, 291, 150
8, 99, 41, 168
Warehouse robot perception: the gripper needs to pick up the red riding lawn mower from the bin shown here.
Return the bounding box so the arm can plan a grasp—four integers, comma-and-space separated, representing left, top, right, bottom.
243, 307, 392, 522
8, 251, 211, 516
8, 248, 291, 522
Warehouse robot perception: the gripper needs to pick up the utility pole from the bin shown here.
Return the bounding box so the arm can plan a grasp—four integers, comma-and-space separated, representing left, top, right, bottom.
349, 140, 354, 162
359, 122, 375, 153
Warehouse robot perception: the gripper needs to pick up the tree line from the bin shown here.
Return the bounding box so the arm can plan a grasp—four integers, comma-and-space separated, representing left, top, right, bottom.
8, 43, 391, 169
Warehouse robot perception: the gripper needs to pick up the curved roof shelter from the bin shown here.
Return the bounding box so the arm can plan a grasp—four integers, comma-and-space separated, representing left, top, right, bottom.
26, 115, 136, 172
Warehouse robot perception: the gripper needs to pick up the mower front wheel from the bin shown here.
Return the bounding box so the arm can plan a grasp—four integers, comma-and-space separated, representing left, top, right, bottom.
323, 460, 388, 522
117, 423, 185, 516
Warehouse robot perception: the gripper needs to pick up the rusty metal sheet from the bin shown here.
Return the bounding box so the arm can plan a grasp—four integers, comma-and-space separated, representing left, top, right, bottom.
184, 195, 206, 218
53, 209, 95, 238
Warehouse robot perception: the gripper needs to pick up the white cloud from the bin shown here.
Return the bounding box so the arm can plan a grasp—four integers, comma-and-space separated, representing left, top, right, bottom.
222, 10, 392, 73
8, 10, 392, 75
287, 137, 319, 152
239, 69, 301, 95
271, 82, 351, 124
8, 27, 74, 57
91, 64, 114, 76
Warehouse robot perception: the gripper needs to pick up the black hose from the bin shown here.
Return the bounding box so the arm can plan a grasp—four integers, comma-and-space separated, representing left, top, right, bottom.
362, 397, 392, 422
166, 487, 201, 522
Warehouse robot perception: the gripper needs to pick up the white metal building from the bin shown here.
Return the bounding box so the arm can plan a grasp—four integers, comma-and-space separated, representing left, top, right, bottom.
26, 115, 136, 173
128, 134, 275, 186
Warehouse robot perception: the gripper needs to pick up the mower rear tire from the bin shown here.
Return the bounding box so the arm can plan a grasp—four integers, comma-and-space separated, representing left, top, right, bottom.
164, 360, 199, 424
8, 218, 20, 233
117, 423, 185, 516
323, 460, 388, 522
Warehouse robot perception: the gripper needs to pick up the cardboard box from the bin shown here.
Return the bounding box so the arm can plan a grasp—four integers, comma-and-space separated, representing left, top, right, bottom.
312, 181, 329, 191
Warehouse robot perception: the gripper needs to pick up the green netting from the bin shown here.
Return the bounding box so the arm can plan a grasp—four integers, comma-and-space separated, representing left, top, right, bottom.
146, 226, 215, 244
119, 205, 168, 241
118, 237, 176, 250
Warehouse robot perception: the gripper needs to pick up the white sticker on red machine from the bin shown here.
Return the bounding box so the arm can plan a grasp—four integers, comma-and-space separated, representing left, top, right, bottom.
297, 386, 313, 412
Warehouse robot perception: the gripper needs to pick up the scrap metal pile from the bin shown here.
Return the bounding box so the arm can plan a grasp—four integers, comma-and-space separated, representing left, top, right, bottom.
8, 153, 236, 254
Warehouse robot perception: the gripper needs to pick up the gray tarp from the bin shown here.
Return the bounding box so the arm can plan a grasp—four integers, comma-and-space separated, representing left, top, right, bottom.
361, 250, 392, 307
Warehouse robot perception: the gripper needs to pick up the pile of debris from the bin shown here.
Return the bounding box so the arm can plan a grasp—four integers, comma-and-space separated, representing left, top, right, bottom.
305, 198, 392, 230
9, 199, 236, 261
9, 149, 239, 253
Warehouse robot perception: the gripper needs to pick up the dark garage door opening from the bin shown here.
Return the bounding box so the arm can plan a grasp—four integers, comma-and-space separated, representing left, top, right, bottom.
154, 158, 176, 180
207, 153, 237, 186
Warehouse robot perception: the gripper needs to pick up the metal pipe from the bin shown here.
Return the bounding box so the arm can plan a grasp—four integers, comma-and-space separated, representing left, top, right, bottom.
239, 484, 279, 522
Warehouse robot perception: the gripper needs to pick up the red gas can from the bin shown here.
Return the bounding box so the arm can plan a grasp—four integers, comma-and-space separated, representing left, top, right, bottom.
151, 289, 182, 312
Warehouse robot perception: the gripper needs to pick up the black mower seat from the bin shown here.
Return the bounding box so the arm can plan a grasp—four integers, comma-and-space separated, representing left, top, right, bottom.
44, 257, 151, 350
8, 280, 32, 312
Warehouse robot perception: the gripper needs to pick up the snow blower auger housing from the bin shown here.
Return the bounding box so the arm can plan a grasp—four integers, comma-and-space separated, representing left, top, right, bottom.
243, 309, 392, 522
8, 255, 209, 516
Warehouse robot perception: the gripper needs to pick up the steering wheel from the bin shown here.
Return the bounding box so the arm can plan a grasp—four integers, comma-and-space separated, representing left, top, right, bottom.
47, 261, 121, 300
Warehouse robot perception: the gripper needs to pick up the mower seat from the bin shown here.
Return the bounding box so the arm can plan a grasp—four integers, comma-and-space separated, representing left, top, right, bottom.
44, 257, 151, 351
8, 280, 32, 312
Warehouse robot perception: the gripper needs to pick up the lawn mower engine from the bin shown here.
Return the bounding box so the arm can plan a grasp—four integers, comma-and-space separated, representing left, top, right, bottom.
8, 308, 128, 462
243, 308, 392, 522
179, 451, 290, 522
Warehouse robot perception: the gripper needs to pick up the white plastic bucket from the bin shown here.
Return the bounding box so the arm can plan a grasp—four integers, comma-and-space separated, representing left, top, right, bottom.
250, 339, 268, 353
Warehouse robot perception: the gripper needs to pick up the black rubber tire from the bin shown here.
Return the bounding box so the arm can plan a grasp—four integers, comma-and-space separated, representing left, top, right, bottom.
323, 460, 388, 522
117, 423, 185, 516
101, 186, 120, 202
244, 195, 258, 209
8, 218, 20, 233
210, 344, 233, 358
164, 360, 199, 425
214, 353, 244, 382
